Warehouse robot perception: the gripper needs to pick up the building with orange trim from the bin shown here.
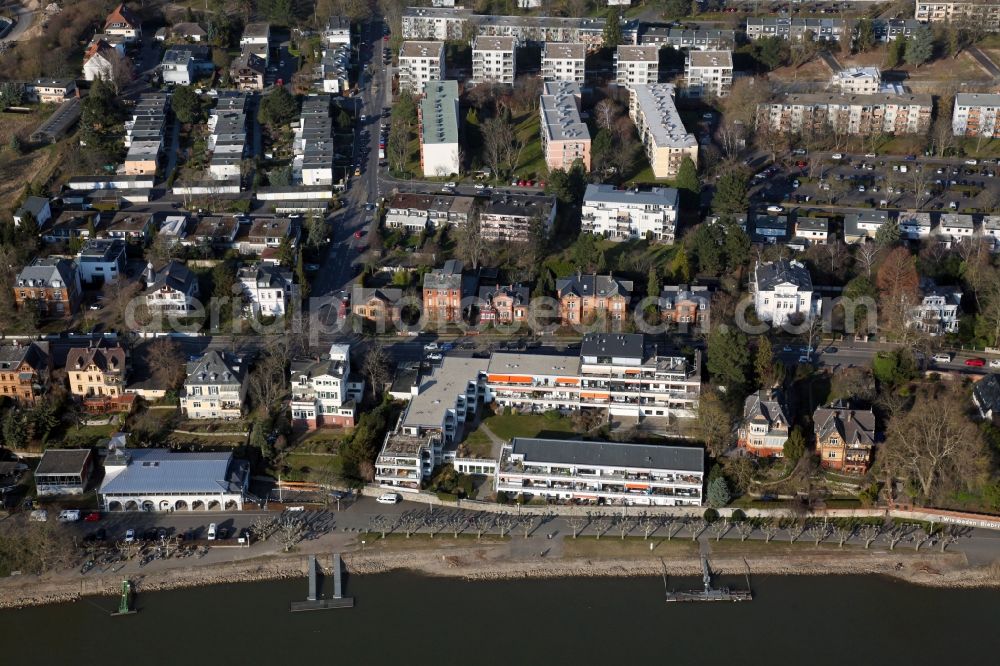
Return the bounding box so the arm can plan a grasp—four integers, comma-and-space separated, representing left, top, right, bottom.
737, 389, 791, 458
813, 403, 877, 474
0, 342, 50, 406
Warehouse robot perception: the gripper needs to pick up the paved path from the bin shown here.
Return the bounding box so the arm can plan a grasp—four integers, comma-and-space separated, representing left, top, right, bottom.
967, 45, 1000, 80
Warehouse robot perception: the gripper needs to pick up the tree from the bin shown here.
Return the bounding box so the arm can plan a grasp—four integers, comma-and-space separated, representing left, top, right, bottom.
0, 82, 26, 109
752, 36, 791, 71
783, 427, 806, 463
171, 86, 202, 124
855, 18, 876, 53
670, 246, 692, 283
755, 338, 778, 388
249, 338, 296, 415
646, 267, 660, 301
690, 223, 725, 275
675, 156, 699, 206
251, 419, 272, 460
707, 326, 751, 394
697, 391, 734, 458
874, 218, 900, 246
593, 99, 619, 132
905, 27, 934, 67
886, 35, 906, 68
104, 49, 134, 95
707, 477, 730, 508
145, 338, 186, 390
212, 258, 237, 300
481, 115, 523, 182
877, 247, 920, 338
829, 366, 875, 403
713, 170, 750, 217
363, 341, 390, 398
306, 214, 327, 251
295, 250, 310, 300
723, 220, 751, 269
258, 87, 298, 128
603, 9, 623, 48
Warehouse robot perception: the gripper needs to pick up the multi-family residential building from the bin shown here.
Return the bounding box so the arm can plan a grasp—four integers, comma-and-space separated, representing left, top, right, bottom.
831, 67, 882, 95
472, 35, 517, 84
321, 43, 351, 94
540, 81, 591, 173
76, 238, 126, 285
581, 184, 679, 243
794, 217, 830, 245
229, 52, 265, 91
324, 16, 351, 47
42, 210, 100, 245
183, 215, 239, 248
13, 258, 82, 317
238, 264, 293, 317
659, 285, 710, 330
873, 18, 923, 42
615, 45, 659, 88
909, 279, 962, 335
160, 45, 213, 86
239, 22, 271, 65
629, 84, 699, 179
814, 403, 877, 474
293, 95, 334, 185
384, 192, 476, 232
982, 216, 1000, 251
290, 344, 364, 429
144, 260, 200, 313
419, 80, 460, 178
496, 437, 704, 507
486, 333, 702, 421
207, 93, 249, 180
401, 7, 471, 40
398, 41, 445, 94
752, 259, 816, 325
915, 1, 1000, 30
899, 211, 933, 239
66, 341, 132, 413
423, 259, 471, 323
756, 92, 933, 136
843, 211, 890, 243
635, 25, 735, 50
0, 342, 49, 405
239, 217, 299, 255
952, 93, 1000, 138
479, 192, 557, 242
180, 351, 247, 419
478, 284, 530, 325
104, 212, 154, 243
352, 287, 404, 324
104, 3, 141, 42
745, 16, 850, 42
542, 42, 586, 82
474, 13, 606, 49
939, 213, 975, 245
24, 79, 77, 104
737, 389, 791, 458
556, 273, 632, 324
684, 50, 733, 98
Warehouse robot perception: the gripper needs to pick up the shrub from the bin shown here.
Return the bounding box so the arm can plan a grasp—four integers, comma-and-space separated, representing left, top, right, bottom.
731, 508, 747, 522
703, 508, 720, 522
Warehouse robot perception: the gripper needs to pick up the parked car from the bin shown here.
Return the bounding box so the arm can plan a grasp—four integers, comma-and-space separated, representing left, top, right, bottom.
965, 357, 986, 367
124, 528, 135, 543
766, 205, 784, 213
989, 359, 1000, 368
426, 352, 443, 361
83, 511, 101, 522
423, 342, 439, 351
831, 153, 843, 160
932, 353, 952, 363
377, 492, 401, 505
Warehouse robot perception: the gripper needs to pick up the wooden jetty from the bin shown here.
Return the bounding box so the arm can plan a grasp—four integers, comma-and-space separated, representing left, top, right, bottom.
290, 554, 355, 612
664, 555, 753, 603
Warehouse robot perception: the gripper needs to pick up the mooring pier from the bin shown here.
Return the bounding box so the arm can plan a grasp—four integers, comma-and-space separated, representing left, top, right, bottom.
290, 554, 355, 611
664, 554, 753, 603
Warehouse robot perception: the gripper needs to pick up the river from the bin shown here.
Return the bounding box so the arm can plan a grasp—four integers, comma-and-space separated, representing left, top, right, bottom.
3, 573, 998, 664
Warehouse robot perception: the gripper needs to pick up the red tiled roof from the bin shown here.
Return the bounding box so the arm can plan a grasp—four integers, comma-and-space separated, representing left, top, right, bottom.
105, 3, 140, 30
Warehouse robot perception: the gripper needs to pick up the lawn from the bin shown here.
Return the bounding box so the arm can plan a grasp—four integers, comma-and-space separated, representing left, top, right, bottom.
61, 422, 120, 448
281, 452, 344, 481
512, 112, 546, 181
473, 409, 575, 443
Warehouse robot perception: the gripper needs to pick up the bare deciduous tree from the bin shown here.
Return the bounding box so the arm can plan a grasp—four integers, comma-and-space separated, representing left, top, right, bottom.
146, 338, 186, 390
481, 115, 523, 181
591, 513, 612, 540
496, 513, 517, 538
711, 518, 730, 542
278, 516, 305, 551
593, 98, 620, 132
760, 519, 779, 544
640, 514, 659, 540
807, 520, 831, 546
784, 518, 805, 544
859, 523, 881, 549
566, 514, 587, 539
834, 522, 855, 547
617, 516, 634, 540
362, 340, 390, 398
736, 520, 755, 542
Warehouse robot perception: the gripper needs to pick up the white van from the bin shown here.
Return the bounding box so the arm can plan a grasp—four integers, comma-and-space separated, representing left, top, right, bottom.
932, 353, 951, 364
377, 492, 401, 505
58, 510, 80, 522
207, 523, 217, 541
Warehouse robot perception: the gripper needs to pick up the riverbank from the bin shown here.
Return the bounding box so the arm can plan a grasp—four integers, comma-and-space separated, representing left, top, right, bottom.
2, 538, 998, 609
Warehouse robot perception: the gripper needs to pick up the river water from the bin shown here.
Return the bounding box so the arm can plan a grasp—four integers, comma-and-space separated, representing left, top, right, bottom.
3, 573, 999, 664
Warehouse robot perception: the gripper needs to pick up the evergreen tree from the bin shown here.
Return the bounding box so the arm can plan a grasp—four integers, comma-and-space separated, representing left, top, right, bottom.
603, 9, 622, 48
691, 223, 725, 275
783, 427, 807, 463
886, 35, 906, 68
707, 477, 731, 508
707, 326, 751, 394
722, 220, 751, 269
675, 156, 700, 209
251, 419, 272, 460
712, 171, 750, 217
171, 85, 202, 124
855, 18, 876, 53
905, 26, 934, 67
755, 338, 775, 388
646, 267, 660, 300
277, 236, 295, 266
670, 246, 692, 283
296, 249, 310, 299
258, 86, 299, 128
874, 218, 900, 246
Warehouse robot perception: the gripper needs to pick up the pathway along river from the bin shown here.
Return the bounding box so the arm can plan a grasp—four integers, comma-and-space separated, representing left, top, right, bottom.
3, 573, 999, 664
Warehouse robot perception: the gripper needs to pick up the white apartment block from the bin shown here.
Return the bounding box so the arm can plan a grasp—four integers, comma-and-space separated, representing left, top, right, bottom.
419, 80, 460, 178
684, 50, 733, 98
756, 93, 933, 136
615, 45, 659, 88
540, 81, 592, 173
542, 42, 586, 83
581, 184, 679, 243
398, 41, 445, 95
496, 438, 704, 507
831, 67, 882, 95
952, 93, 1000, 138
629, 84, 699, 179
473, 35, 516, 85
401, 7, 470, 41
915, 2, 1000, 30
752, 259, 817, 326
909, 281, 962, 335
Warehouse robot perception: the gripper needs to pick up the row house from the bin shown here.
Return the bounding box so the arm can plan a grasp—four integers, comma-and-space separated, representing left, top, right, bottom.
794, 217, 830, 246
496, 438, 704, 507
239, 217, 299, 256
323, 16, 351, 48
13, 258, 82, 317
872, 18, 923, 42
737, 389, 791, 458
659, 285, 710, 330
76, 238, 126, 285
472, 36, 517, 85
398, 41, 445, 95
752, 259, 816, 326
207, 93, 249, 180
541, 43, 585, 83
238, 264, 293, 317
556, 273, 632, 325
814, 403, 877, 474
144, 260, 200, 313
321, 44, 351, 94
293, 95, 334, 185
182, 215, 240, 249
0, 342, 50, 406
103, 211, 153, 243
581, 184, 679, 243
352, 287, 404, 324
181, 351, 247, 420
67, 341, 133, 413
385, 192, 476, 232
41, 210, 100, 245
123, 93, 169, 176
756, 92, 933, 136
684, 50, 733, 99
479, 193, 557, 243
290, 344, 364, 429
419, 80, 460, 178
915, 1, 1000, 31
745, 16, 850, 42
952, 93, 1000, 139
635, 25, 735, 50
629, 84, 699, 179
485, 332, 702, 421
540, 81, 591, 173
909, 279, 962, 335
477, 284, 529, 325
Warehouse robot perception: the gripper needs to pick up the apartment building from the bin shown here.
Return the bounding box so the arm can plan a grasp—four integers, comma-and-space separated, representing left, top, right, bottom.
629, 84, 699, 179
556, 273, 632, 324
13, 258, 82, 317
289, 344, 364, 429
474, 13, 606, 49
123, 93, 169, 176
737, 389, 791, 458
66, 342, 131, 413
486, 332, 702, 421
180, 351, 247, 420
635, 25, 735, 50
0, 342, 49, 406
746, 17, 850, 42
581, 184, 679, 243
385, 192, 476, 232
542, 42, 586, 83
952, 93, 1000, 138
398, 41, 445, 94
76, 238, 126, 285
238, 264, 293, 317
160, 45, 213, 86
229, 52, 265, 91
814, 403, 877, 474
478, 284, 530, 325
540, 81, 592, 173
240, 22, 270, 65
419, 80, 460, 178
756, 92, 933, 136
831, 67, 881, 95
752, 259, 816, 325
323, 16, 351, 47
615, 45, 659, 88
496, 438, 704, 507
479, 192, 557, 243
472, 36, 517, 84
684, 50, 733, 98
293, 95, 334, 186
423, 259, 470, 323
351, 287, 404, 324
915, 1, 1000, 30
401, 7, 472, 41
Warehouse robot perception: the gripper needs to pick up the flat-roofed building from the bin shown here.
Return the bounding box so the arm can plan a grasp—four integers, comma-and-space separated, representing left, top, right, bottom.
684, 50, 733, 98
473, 35, 517, 84
915, 1, 1000, 30
581, 184, 679, 243
401, 7, 472, 41
756, 92, 933, 136
496, 437, 703, 506
540, 81, 591, 173
419, 80, 460, 177
629, 83, 698, 179
293, 95, 334, 186
398, 40, 445, 94
479, 192, 557, 243
542, 42, 585, 83
24, 79, 77, 104
35, 449, 95, 496
615, 45, 659, 88
831, 67, 882, 95
953, 93, 1000, 138
385, 192, 477, 231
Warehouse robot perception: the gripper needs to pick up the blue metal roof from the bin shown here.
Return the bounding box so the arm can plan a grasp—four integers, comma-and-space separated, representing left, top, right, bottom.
99, 449, 237, 495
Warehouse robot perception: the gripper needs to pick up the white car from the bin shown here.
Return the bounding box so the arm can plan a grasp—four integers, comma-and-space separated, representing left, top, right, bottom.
426, 352, 443, 361
831, 153, 843, 160
965, 159, 978, 166
377, 492, 401, 505
423, 342, 439, 352
766, 205, 784, 213
864, 153, 877, 158
474, 183, 485, 190
124, 529, 135, 543
989, 359, 1000, 368
932, 353, 952, 363
797, 355, 811, 364
445, 181, 457, 188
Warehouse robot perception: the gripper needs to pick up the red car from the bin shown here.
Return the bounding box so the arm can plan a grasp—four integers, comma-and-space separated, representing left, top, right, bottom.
518, 180, 526, 187
83, 512, 101, 522
965, 358, 986, 367
354, 230, 363, 239
795, 160, 808, 168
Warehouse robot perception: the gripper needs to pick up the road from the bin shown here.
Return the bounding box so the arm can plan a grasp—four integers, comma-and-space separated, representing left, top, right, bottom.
0, 1, 34, 44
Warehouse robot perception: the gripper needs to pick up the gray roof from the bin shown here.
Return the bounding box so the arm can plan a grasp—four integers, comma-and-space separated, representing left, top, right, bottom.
16, 257, 78, 288
510, 437, 704, 473
584, 184, 678, 208
813, 404, 876, 446
238, 263, 292, 289
100, 449, 239, 494
581, 333, 644, 360
479, 284, 529, 305
974, 374, 1000, 417
17, 196, 49, 218
36, 449, 91, 476
630, 84, 697, 150
421, 80, 459, 145
145, 259, 197, 294
954, 92, 1000, 108
0, 342, 48, 372
659, 284, 710, 309
754, 259, 812, 291
483, 193, 555, 220
540, 81, 589, 143
743, 389, 789, 427
557, 273, 633, 300
185, 350, 243, 386
423, 259, 465, 290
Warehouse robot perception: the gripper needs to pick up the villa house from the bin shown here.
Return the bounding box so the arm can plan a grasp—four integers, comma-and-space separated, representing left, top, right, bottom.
737, 388, 791, 458
813, 403, 877, 474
